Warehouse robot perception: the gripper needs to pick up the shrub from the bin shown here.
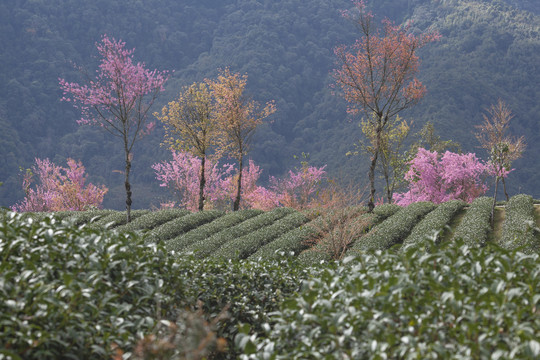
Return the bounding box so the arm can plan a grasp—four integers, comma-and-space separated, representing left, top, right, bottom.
452, 196, 493, 246
182, 207, 295, 259
145, 210, 224, 243
238, 241, 540, 359
499, 194, 539, 254
372, 203, 402, 219
349, 201, 436, 253
115, 208, 190, 233
248, 217, 321, 261
211, 210, 310, 260
0, 212, 187, 359
86, 209, 151, 229
401, 199, 466, 249
167, 209, 263, 252
178, 256, 312, 360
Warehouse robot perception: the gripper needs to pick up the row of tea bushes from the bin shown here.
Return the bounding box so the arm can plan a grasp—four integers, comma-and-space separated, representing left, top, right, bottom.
211, 211, 311, 260
144, 209, 224, 243
348, 201, 436, 254
499, 194, 539, 253
296, 204, 402, 266
451, 196, 493, 246
167, 209, 263, 252
180, 207, 295, 259
401, 200, 466, 250
0, 212, 188, 359
238, 240, 540, 359
115, 208, 190, 233
248, 217, 321, 261
85, 209, 150, 230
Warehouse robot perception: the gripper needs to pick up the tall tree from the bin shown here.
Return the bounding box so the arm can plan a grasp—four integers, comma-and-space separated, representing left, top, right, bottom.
155, 82, 217, 211
209, 69, 275, 211
334, 0, 439, 211
59, 35, 168, 222
475, 99, 525, 221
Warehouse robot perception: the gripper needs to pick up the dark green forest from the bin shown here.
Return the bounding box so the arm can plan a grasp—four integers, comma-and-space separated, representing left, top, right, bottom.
1, 0, 539, 209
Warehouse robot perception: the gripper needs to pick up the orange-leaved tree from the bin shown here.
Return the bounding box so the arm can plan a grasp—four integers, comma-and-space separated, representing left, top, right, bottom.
334, 0, 439, 211
155, 82, 218, 211
209, 69, 275, 211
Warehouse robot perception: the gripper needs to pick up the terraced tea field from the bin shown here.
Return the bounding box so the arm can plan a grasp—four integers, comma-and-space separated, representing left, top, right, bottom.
9, 195, 540, 261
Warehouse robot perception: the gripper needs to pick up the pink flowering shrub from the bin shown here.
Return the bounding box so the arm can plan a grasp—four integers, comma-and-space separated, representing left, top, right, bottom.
394, 148, 488, 206
153, 151, 327, 211
12, 158, 108, 212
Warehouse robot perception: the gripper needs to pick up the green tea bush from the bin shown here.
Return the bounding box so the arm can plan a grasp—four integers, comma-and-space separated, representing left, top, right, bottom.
348, 201, 436, 253
115, 208, 190, 233
238, 241, 540, 359
145, 210, 224, 244
248, 217, 321, 261
178, 256, 312, 360
211, 210, 310, 260
87, 209, 150, 229
182, 207, 295, 259
0, 212, 187, 359
167, 209, 263, 252
500, 194, 539, 254
66, 209, 116, 225
297, 209, 376, 265
402, 200, 466, 250
372, 203, 402, 219
452, 196, 493, 246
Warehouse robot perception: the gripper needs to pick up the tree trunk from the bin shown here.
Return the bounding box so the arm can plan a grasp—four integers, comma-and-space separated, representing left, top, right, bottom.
198, 156, 206, 212
233, 156, 243, 211
501, 176, 509, 201
491, 177, 499, 227
124, 146, 132, 223
368, 127, 382, 212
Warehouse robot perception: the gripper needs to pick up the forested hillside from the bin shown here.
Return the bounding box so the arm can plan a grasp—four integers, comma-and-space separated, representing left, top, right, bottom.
1, 0, 539, 209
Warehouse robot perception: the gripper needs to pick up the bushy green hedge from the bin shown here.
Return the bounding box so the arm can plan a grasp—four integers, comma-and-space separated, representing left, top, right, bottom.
500, 194, 539, 254
114, 208, 190, 233
238, 241, 540, 359
181, 207, 295, 259
86, 209, 151, 229
0, 212, 187, 359
452, 196, 493, 246
211, 210, 310, 260
248, 217, 321, 261
372, 203, 402, 219
402, 200, 466, 250
167, 209, 263, 253
144, 210, 224, 243
348, 202, 436, 253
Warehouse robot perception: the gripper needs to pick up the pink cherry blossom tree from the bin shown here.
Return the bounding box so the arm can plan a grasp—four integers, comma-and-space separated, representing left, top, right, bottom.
12, 158, 108, 212
153, 150, 327, 211
394, 148, 488, 206
59, 35, 169, 222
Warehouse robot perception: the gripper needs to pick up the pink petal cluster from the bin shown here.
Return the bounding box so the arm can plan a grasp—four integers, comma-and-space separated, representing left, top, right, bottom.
59, 35, 168, 133
394, 148, 488, 206
12, 158, 108, 212
152, 151, 327, 211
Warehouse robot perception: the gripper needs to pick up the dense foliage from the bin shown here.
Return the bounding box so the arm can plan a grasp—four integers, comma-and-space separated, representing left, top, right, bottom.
2, 0, 540, 209
238, 240, 540, 359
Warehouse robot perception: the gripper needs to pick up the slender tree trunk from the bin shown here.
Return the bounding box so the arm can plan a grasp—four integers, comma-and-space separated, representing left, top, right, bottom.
198, 156, 206, 212
501, 176, 509, 201
491, 177, 499, 227
124, 141, 132, 223
233, 156, 243, 211
368, 127, 382, 212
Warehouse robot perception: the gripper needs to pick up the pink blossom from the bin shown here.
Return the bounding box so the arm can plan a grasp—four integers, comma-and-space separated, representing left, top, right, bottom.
12, 158, 108, 212
394, 148, 489, 206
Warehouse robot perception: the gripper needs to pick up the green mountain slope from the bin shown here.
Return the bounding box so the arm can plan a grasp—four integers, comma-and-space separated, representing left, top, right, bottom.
1, 0, 539, 209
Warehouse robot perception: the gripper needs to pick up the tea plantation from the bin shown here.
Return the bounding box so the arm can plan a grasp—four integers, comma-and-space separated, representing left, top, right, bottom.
1, 195, 540, 359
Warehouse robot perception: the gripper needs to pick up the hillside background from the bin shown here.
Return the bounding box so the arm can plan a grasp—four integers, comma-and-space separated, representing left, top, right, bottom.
1, 0, 539, 209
